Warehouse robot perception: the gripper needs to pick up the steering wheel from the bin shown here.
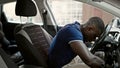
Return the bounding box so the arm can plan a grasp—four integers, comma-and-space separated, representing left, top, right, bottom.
91, 22, 113, 53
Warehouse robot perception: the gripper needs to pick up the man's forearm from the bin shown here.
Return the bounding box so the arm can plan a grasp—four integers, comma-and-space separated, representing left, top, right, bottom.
88, 55, 104, 68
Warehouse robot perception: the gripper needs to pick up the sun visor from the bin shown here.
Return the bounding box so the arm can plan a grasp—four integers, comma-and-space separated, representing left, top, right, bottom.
15, 0, 37, 17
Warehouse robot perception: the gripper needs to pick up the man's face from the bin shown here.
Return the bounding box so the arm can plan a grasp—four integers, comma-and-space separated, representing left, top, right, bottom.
83, 26, 100, 42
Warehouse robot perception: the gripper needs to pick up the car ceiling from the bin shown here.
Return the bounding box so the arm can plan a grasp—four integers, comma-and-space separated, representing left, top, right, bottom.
0, 0, 120, 10
0, 0, 16, 4
75, 0, 120, 9
0, 0, 120, 18
0, 0, 120, 9
104, 0, 120, 9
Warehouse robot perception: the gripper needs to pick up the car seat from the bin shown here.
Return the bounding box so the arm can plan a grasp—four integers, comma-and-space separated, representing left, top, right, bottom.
0, 47, 18, 68
0, 22, 10, 51
0, 25, 18, 68
0, 47, 44, 68
15, 24, 52, 67
0, 21, 19, 55
14, 0, 53, 68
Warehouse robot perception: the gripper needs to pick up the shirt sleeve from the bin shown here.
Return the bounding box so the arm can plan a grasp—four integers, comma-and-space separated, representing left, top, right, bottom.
61, 27, 83, 43
68, 40, 83, 44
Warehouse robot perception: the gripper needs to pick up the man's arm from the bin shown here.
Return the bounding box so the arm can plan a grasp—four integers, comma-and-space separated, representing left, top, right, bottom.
69, 40, 104, 68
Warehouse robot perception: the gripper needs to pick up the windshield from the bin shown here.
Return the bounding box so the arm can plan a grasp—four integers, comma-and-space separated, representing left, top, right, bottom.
47, 0, 115, 26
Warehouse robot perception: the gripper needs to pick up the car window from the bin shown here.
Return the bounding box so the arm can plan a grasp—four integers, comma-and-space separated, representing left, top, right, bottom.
3, 2, 43, 25
47, 0, 114, 26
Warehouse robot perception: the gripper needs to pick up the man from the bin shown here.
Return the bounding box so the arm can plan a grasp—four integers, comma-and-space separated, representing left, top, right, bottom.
48, 17, 105, 68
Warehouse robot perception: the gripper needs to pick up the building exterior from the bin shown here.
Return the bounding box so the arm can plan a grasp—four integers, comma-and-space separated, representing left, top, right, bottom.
49, 0, 114, 26
82, 4, 114, 25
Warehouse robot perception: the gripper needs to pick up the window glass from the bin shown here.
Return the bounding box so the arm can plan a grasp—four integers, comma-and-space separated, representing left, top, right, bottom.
48, 0, 114, 26
48, 0, 82, 26
3, 2, 43, 25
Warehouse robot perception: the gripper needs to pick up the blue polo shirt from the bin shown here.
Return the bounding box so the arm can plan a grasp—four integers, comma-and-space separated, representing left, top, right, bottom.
48, 22, 83, 68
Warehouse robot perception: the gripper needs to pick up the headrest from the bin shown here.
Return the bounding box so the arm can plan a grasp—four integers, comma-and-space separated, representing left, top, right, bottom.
15, 0, 37, 16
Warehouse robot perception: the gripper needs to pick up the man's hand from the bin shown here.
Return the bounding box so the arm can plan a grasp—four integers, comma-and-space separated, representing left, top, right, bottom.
90, 55, 105, 68
94, 51, 105, 60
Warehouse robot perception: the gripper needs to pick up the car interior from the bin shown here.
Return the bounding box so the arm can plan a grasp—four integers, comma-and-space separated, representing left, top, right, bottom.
14, 0, 53, 68
0, 0, 54, 68
0, 0, 120, 68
